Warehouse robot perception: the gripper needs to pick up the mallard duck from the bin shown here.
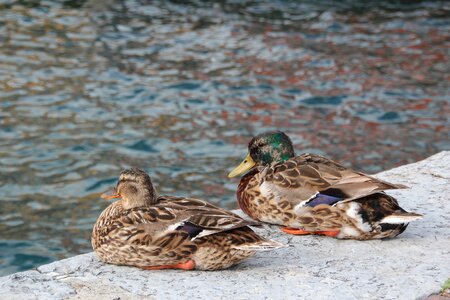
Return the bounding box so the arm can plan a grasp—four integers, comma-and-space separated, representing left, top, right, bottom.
92, 168, 284, 271
228, 131, 423, 240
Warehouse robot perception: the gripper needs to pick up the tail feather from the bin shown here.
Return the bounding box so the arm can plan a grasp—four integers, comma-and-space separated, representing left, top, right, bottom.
232, 239, 286, 251
380, 212, 423, 224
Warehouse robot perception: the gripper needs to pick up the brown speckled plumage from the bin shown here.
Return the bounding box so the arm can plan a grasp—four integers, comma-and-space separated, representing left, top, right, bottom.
92, 169, 283, 270
230, 131, 423, 240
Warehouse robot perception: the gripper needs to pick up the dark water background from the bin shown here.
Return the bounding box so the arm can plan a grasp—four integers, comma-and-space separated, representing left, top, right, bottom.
0, 0, 449, 275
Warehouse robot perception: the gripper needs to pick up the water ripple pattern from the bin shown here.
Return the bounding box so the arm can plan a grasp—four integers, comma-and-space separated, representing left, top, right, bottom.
0, 0, 449, 275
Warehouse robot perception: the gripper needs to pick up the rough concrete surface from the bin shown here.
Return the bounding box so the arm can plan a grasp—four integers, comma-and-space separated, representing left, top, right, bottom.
1, 151, 449, 300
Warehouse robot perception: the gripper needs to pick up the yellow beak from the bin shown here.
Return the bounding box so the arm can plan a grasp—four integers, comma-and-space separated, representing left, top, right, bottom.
228, 153, 256, 178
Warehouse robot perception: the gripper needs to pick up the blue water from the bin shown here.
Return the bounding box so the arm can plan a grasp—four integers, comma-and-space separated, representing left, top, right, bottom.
0, 0, 449, 275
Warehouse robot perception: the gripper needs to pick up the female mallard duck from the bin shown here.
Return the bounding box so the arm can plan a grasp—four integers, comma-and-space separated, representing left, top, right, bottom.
228, 131, 423, 240
92, 168, 283, 271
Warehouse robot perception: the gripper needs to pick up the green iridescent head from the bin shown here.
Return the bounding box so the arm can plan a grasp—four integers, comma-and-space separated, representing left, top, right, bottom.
228, 131, 295, 178
248, 131, 295, 165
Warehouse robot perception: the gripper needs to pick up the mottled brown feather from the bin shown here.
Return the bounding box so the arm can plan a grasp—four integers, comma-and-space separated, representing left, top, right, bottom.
264, 153, 407, 205
92, 195, 282, 270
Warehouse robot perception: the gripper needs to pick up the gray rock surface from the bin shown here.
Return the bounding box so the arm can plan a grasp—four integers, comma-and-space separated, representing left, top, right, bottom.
1, 151, 449, 300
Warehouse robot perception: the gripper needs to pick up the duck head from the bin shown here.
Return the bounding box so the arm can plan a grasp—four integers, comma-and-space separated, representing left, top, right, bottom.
228, 131, 295, 178
101, 168, 158, 209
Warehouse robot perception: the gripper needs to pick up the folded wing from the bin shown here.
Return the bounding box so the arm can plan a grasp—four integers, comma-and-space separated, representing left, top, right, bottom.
261, 153, 407, 206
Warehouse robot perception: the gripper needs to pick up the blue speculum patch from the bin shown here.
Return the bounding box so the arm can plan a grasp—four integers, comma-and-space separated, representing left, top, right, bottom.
306, 194, 342, 207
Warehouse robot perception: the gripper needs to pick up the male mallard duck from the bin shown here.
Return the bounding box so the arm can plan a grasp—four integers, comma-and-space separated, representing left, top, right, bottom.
92, 168, 284, 271
228, 131, 423, 240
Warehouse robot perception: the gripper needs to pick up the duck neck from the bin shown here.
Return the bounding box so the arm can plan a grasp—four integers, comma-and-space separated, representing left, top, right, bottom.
122, 188, 159, 210
237, 169, 260, 219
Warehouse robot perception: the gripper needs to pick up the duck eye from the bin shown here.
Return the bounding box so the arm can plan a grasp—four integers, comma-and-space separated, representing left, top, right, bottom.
128, 185, 138, 194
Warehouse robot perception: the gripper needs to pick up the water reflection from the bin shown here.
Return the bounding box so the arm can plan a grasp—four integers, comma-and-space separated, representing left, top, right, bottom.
0, 0, 449, 275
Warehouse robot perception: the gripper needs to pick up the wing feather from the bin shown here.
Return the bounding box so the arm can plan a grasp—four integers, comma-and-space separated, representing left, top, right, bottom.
261, 153, 407, 206
157, 196, 260, 236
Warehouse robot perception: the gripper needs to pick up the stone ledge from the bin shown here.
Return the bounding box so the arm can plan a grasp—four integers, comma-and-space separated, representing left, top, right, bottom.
1, 151, 449, 300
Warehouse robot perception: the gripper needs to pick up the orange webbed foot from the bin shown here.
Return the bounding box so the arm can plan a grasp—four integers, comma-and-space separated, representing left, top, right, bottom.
281, 227, 340, 237
315, 230, 340, 237
281, 227, 314, 235
142, 260, 195, 271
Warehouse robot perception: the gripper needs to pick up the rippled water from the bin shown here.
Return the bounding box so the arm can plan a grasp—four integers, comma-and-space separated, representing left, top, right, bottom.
0, 0, 449, 275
